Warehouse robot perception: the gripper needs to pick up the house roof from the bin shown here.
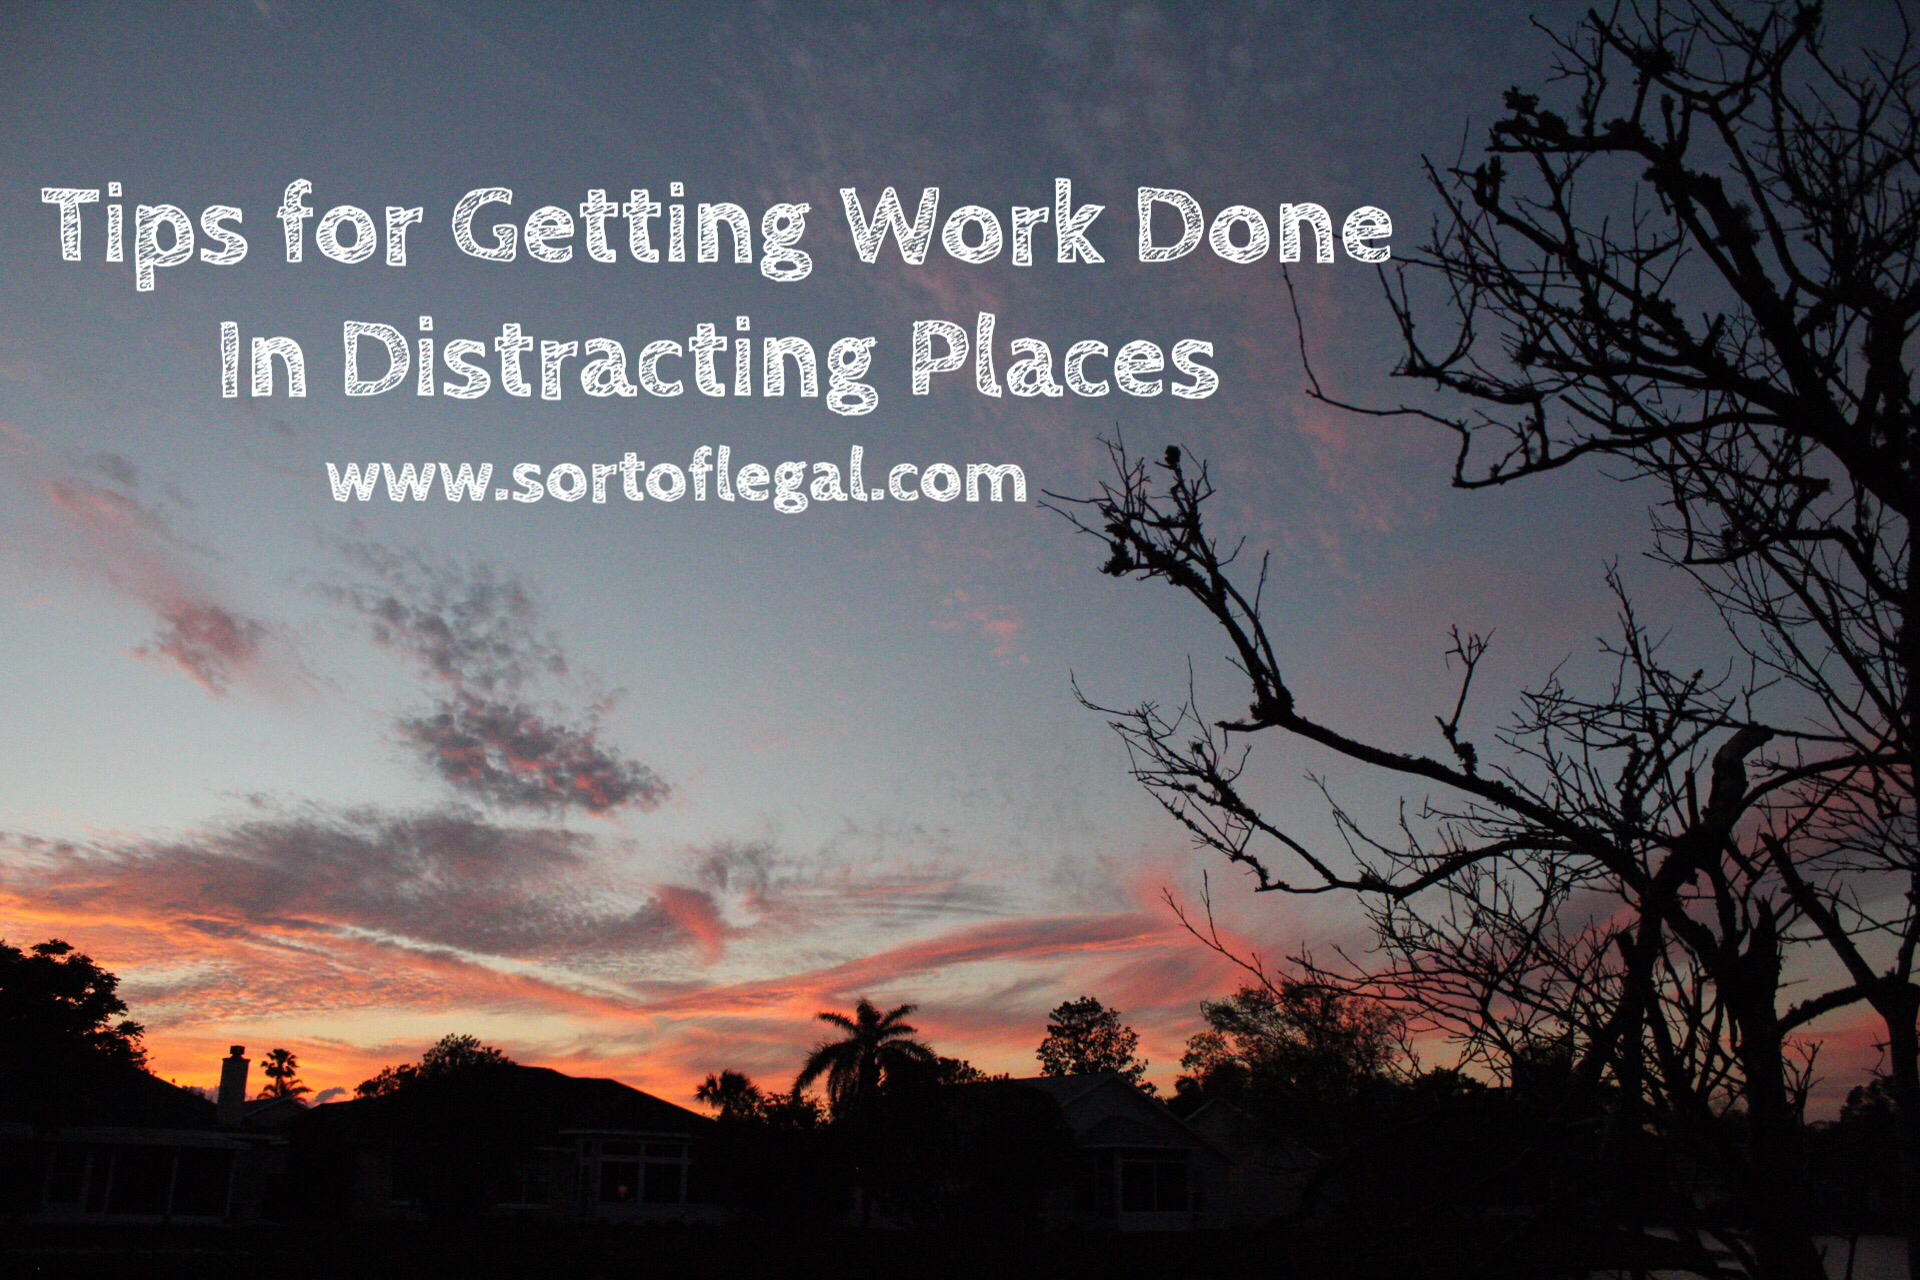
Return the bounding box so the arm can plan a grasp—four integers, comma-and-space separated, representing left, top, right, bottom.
1002, 1073, 1231, 1159
1002, 1072, 1120, 1109
305, 1064, 712, 1142
92, 1063, 221, 1128
0, 1056, 220, 1131
238, 1093, 310, 1129
1184, 1098, 1320, 1163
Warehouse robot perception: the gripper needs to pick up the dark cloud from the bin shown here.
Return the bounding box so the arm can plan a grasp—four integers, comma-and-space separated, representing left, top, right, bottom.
694, 839, 779, 896
399, 694, 669, 815
2, 804, 710, 962
85, 450, 142, 490
322, 543, 667, 815
322, 542, 564, 693
138, 601, 267, 695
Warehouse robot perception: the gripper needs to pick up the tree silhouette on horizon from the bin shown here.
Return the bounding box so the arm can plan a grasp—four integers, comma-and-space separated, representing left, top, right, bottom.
258, 1046, 309, 1100
1036, 996, 1151, 1091
0, 938, 146, 1068
0, 938, 150, 1128
695, 1068, 768, 1123
1177, 981, 1405, 1141
354, 1033, 515, 1098
794, 998, 934, 1119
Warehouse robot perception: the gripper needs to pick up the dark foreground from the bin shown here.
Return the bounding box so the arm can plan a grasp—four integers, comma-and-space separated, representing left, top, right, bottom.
3, 1220, 1845, 1280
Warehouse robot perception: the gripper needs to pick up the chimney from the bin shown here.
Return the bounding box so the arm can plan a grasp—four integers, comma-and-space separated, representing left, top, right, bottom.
217, 1045, 249, 1126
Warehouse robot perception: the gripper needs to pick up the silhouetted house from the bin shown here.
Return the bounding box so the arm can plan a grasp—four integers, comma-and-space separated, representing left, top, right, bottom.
1184, 1098, 1318, 1225
1005, 1074, 1238, 1231
234, 1092, 310, 1133
0, 1045, 286, 1225
854, 1075, 1080, 1230
289, 1064, 719, 1223
1322, 1084, 1602, 1225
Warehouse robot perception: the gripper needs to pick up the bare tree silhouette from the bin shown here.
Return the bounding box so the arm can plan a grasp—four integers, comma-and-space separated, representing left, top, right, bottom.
1056, 3, 1918, 1276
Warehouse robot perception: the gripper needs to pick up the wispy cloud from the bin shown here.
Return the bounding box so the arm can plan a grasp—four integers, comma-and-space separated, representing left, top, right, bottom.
19, 434, 282, 696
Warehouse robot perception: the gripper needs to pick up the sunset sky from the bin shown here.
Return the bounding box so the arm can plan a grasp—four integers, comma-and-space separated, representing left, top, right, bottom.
0, 1, 1890, 1112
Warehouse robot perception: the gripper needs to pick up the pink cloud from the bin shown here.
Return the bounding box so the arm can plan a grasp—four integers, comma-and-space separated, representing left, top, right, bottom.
651, 885, 728, 965
26, 465, 280, 697
936, 588, 1028, 663
137, 601, 267, 695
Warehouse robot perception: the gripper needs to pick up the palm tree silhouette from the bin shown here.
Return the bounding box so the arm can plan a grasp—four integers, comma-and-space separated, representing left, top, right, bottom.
694, 1069, 766, 1122
795, 999, 935, 1228
257, 1046, 309, 1100
794, 998, 933, 1119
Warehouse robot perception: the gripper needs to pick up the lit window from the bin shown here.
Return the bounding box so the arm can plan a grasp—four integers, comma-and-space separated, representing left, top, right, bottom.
599, 1160, 640, 1203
